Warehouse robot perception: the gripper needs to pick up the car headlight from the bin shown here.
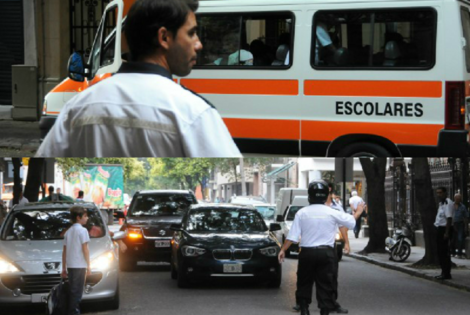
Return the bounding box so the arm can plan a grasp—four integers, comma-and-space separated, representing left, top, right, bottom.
335, 233, 341, 241
90, 251, 114, 271
0, 258, 19, 273
260, 246, 279, 257
181, 245, 206, 257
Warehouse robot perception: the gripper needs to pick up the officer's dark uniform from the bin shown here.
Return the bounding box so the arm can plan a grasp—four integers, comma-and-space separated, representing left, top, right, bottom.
286, 181, 356, 315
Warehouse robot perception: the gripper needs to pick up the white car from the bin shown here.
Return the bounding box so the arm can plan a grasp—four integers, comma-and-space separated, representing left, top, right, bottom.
0, 201, 125, 309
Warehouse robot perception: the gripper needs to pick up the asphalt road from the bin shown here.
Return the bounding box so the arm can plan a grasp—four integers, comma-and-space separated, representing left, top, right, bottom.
10, 256, 470, 315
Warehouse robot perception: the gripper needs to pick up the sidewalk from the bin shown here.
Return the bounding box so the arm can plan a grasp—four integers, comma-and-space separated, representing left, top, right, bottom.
347, 231, 470, 292
0, 105, 41, 154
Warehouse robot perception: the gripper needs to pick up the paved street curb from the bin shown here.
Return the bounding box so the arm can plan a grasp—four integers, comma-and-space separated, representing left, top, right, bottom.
346, 252, 470, 293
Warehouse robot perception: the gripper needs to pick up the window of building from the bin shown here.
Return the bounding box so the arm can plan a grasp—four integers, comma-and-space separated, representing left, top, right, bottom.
195, 12, 294, 69
311, 9, 437, 70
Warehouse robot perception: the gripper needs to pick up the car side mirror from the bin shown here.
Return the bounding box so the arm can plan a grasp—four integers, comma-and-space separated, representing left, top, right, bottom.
112, 231, 126, 241
170, 224, 183, 231
276, 215, 284, 222
270, 223, 282, 232
67, 52, 86, 82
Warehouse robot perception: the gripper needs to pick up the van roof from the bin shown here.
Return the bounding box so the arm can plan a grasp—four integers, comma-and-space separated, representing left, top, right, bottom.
291, 196, 309, 206
200, 0, 442, 7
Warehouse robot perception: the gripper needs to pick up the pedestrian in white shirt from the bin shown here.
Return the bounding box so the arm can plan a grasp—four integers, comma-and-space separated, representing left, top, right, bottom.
278, 180, 364, 315
349, 191, 366, 238
37, 0, 241, 158
61, 206, 91, 315
434, 187, 454, 280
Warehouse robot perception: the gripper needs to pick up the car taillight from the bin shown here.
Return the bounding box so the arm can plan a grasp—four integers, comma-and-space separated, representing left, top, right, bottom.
445, 81, 465, 130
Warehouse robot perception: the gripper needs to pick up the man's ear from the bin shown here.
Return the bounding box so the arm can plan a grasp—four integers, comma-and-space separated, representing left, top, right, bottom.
157, 27, 173, 50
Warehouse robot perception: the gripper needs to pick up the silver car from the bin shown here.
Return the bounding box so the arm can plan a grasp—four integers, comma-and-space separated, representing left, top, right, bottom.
0, 201, 125, 309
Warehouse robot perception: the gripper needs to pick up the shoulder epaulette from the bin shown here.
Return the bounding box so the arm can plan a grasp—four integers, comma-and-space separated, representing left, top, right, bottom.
181, 85, 217, 110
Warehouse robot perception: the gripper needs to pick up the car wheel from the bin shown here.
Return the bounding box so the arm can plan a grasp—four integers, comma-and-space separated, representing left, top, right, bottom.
336, 142, 391, 157
177, 265, 190, 288
119, 252, 136, 271
268, 266, 282, 288
171, 261, 177, 280
104, 280, 120, 310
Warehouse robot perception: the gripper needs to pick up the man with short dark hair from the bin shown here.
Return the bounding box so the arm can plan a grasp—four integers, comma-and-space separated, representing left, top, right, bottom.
76, 190, 85, 202
37, 0, 240, 158
434, 186, 454, 280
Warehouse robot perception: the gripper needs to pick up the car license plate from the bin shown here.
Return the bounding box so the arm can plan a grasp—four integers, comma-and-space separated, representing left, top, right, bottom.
155, 240, 170, 248
31, 293, 48, 303
223, 264, 242, 273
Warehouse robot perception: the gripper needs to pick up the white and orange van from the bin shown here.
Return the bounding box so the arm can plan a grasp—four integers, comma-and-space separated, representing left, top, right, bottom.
39, 0, 470, 156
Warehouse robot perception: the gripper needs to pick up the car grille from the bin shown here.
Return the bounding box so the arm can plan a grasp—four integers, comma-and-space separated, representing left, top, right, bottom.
213, 249, 252, 261
142, 228, 171, 238
1, 273, 103, 295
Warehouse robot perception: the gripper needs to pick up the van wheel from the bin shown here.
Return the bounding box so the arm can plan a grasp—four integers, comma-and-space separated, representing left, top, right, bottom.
336, 142, 391, 157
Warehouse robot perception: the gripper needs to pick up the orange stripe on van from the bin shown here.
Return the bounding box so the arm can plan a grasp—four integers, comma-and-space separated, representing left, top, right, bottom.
301, 121, 442, 146
181, 79, 299, 95
223, 118, 300, 140
50, 79, 85, 93
304, 80, 442, 98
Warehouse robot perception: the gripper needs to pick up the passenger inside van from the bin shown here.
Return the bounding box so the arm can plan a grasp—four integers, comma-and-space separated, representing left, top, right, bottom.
214, 33, 254, 66
315, 21, 337, 65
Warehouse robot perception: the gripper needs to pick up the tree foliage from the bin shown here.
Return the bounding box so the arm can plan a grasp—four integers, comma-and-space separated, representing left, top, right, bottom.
159, 158, 215, 191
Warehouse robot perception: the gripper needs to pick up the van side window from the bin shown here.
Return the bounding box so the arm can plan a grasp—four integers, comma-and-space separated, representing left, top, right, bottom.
460, 7, 470, 73
196, 12, 294, 69
311, 9, 436, 70
88, 6, 117, 79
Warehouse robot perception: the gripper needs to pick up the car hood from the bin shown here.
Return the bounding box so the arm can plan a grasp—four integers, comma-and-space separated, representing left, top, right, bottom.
184, 231, 277, 249
0, 237, 113, 273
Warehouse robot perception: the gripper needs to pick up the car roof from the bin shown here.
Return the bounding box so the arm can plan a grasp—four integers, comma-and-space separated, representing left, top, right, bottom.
253, 203, 276, 207
190, 203, 256, 211
11, 201, 98, 211
136, 190, 193, 195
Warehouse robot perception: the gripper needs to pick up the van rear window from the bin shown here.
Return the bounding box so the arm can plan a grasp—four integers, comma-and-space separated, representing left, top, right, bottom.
312, 8, 437, 70
461, 7, 470, 72
195, 12, 294, 69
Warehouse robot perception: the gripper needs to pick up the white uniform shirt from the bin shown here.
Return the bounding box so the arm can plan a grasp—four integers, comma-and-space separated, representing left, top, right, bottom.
349, 195, 364, 212
63, 223, 90, 268
434, 198, 454, 227
37, 63, 241, 158
287, 204, 356, 248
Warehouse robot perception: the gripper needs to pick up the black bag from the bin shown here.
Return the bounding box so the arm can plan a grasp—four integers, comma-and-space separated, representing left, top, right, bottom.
46, 279, 69, 315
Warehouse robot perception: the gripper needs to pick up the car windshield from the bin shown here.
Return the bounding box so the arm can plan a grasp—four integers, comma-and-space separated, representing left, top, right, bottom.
129, 194, 196, 217
286, 206, 304, 221
1, 208, 105, 241
255, 206, 276, 220
186, 208, 267, 232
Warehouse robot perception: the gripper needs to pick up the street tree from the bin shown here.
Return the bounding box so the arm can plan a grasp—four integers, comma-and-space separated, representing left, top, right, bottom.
24, 158, 45, 202
359, 158, 389, 253
160, 158, 215, 192
412, 158, 439, 266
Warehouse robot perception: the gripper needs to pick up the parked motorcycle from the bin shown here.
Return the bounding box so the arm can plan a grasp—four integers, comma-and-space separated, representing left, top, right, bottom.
385, 225, 412, 262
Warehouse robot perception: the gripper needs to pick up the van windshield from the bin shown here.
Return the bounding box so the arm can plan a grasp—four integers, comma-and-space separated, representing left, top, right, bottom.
461, 7, 470, 72
2, 208, 105, 241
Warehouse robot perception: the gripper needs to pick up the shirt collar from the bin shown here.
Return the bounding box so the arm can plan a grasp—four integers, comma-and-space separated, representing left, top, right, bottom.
117, 62, 173, 80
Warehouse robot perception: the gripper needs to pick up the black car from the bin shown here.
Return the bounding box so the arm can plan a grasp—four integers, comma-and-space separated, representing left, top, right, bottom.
170, 204, 282, 288
119, 190, 198, 270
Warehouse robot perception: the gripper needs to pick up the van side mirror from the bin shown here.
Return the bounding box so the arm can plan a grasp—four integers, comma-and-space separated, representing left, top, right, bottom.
67, 52, 86, 82
269, 223, 282, 232
170, 224, 183, 231
276, 215, 284, 222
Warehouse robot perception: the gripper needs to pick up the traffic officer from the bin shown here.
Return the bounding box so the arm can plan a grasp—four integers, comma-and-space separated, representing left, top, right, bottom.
279, 180, 364, 315
37, 0, 241, 158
